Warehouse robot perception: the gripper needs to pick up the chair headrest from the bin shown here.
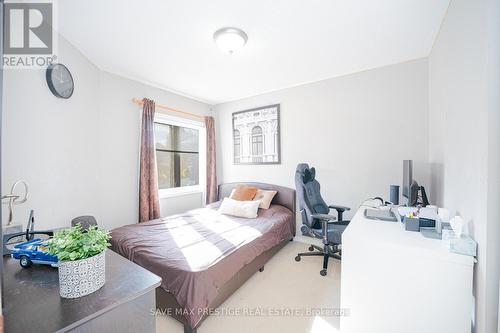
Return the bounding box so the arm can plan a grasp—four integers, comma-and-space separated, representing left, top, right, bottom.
303, 167, 316, 183
296, 163, 310, 175
296, 163, 316, 184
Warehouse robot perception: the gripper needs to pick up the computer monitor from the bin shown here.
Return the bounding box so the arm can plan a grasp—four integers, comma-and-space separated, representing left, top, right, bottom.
402, 160, 412, 199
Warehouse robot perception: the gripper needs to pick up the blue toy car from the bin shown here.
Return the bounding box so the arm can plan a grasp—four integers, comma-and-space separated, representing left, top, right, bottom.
11, 238, 58, 268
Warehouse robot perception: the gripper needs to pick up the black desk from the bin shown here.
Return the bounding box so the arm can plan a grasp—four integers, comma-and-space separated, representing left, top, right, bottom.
4, 250, 161, 333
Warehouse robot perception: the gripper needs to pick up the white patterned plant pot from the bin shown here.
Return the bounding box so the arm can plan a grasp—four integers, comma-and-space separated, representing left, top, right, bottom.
58, 250, 106, 298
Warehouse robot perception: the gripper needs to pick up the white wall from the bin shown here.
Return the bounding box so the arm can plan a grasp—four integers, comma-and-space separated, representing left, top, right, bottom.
215, 59, 429, 223
486, 0, 500, 331
2, 34, 212, 231
428, 0, 500, 331
2, 36, 102, 231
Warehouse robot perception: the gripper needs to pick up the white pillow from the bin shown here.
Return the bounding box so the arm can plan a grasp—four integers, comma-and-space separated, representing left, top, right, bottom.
253, 189, 278, 209
230, 188, 277, 210
218, 197, 261, 218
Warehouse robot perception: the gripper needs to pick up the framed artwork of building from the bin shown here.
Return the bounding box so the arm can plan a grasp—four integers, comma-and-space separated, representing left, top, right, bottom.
232, 104, 281, 164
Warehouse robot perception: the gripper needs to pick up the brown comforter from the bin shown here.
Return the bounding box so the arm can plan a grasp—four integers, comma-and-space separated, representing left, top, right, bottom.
110, 202, 294, 327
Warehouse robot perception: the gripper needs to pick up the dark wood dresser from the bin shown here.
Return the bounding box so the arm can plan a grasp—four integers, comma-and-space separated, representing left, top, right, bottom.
3, 250, 161, 333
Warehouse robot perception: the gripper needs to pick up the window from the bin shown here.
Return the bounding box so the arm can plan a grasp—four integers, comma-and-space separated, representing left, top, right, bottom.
234, 129, 241, 163
154, 114, 205, 197
251, 126, 263, 163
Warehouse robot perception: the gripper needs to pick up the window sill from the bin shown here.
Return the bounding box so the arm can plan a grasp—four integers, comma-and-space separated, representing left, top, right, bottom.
158, 186, 203, 199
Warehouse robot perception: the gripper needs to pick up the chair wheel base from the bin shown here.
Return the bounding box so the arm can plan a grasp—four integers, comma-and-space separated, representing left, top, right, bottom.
308, 245, 314, 251
295, 255, 301, 262
320, 269, 327, 276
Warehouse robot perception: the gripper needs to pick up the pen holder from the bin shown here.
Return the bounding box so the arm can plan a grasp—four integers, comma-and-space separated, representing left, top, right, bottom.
403, 216, 420, 232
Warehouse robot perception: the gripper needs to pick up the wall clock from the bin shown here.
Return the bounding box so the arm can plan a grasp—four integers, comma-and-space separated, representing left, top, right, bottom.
46, 63, 74, 99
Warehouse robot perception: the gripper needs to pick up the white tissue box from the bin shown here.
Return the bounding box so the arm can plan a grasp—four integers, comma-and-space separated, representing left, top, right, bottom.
448, 236, 477, 257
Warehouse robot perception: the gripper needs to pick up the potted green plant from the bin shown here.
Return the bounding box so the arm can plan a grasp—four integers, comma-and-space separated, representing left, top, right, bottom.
46, 224, 111, 298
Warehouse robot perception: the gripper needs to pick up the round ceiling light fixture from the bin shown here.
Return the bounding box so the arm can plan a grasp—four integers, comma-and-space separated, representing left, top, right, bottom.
213, 27, 248, 54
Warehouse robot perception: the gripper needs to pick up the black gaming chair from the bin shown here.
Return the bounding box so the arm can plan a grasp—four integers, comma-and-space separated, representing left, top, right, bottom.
294, 163, 351, 276
71, 215, 98, 231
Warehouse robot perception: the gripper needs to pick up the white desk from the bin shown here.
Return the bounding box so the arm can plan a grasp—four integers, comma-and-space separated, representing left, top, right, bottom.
340, 206, 474, 333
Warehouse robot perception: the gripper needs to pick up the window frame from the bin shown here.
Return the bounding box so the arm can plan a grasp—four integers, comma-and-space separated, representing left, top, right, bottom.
233, 129, 241, 163
153, 113, 206, 199
251, 125, 263, 163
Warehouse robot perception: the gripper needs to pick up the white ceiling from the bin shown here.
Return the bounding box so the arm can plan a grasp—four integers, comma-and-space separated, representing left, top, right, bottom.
57, 0, 450, 104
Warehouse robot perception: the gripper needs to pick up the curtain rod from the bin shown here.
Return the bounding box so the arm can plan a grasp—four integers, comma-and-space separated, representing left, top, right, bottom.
131, 98, 205, 120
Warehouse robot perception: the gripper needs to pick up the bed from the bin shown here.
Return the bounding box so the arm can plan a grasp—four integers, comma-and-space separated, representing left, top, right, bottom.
110, 182, 296, 333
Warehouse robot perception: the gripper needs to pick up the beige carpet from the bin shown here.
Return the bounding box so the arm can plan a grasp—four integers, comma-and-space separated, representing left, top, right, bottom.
156, 241, 341, 333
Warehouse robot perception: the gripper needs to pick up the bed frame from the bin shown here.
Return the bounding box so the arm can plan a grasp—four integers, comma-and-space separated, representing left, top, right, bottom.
155, 182, 296, 333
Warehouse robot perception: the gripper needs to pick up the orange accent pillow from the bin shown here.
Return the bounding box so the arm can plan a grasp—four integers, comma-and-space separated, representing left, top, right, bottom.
230, 185, 258, 201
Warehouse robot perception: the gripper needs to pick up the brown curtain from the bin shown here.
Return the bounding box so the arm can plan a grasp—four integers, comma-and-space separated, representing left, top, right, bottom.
205, 116, 217, 204
139, 98, 160, 222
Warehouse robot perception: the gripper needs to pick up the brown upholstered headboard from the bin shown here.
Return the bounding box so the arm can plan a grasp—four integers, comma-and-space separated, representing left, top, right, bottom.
217, 182, 296, 235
